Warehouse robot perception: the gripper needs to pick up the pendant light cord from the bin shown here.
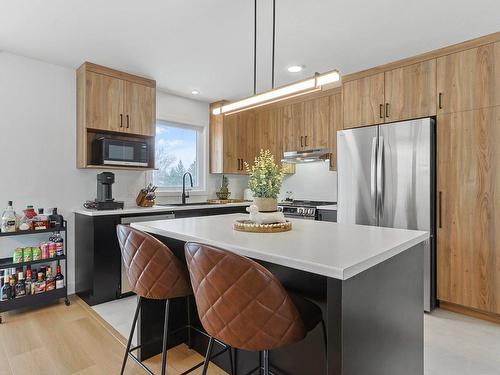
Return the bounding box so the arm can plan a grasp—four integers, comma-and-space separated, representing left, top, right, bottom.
272, 0, 276, 89
253, 0, 257, 95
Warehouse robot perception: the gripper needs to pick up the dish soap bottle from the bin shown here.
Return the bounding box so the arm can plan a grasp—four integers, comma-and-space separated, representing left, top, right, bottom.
1, 201, 17, 233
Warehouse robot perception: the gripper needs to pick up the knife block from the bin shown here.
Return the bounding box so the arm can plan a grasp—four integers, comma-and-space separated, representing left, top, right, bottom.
136, 191, 155, 207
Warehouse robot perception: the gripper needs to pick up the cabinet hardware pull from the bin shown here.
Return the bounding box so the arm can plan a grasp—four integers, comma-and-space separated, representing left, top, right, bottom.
304, 136, 308, 147
438, 191, 442, 228
237, 159, 240, 170
126, 114, 130, 128
438, 93, 443, 109
385, 103, 390, 118
300, 136, 303, 148
120, 114, 123, 127
379, 104, 384, 119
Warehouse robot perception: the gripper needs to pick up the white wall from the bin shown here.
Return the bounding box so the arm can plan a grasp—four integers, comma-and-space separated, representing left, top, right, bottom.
0, 52, 150, 293
280, 162, 337, 202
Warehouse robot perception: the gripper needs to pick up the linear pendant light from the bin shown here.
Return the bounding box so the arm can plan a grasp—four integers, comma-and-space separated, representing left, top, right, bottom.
212, 0, 340, 116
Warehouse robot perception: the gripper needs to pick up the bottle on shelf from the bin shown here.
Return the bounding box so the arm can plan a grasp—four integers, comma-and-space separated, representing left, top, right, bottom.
9, 278, 16, 299
55, 262, 64, 289
1, 273, 10, 301
14, 272, 26, 298
34, 272, 45, 294
48, 208, 64, 228
25, 267, 34, 296
50, 232, 64, 257
1, 201, 17, 233
32, 208, 49, 230
19, 205, 37, 231
45, 267, 55, 292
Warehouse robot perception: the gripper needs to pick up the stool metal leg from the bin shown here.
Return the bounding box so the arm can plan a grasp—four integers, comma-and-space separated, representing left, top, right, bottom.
160, 299, 171, 375
121, 297, 142, 375
262, 350, 269, 375
186, 295, 192, 348
227, 346, 234, 375
202, 336, 215, 375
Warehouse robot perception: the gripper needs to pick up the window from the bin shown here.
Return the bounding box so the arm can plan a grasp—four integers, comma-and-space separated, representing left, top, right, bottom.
153, 121, 205, 191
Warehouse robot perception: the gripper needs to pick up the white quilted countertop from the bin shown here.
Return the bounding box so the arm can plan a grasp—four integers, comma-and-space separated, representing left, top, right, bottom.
131, 213, 428, 280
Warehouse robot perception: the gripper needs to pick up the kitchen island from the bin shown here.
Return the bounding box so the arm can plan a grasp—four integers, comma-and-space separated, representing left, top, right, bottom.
131, 214, 428, 375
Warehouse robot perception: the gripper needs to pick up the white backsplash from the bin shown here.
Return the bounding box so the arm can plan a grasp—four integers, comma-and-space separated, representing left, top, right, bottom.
280, 162, 337, 202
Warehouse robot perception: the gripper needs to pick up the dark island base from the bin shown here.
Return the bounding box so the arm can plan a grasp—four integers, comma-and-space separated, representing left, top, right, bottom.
138, 237, 423, 375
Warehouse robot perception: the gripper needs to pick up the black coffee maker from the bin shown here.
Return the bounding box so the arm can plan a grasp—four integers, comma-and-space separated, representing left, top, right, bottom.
94, 172, 124, 210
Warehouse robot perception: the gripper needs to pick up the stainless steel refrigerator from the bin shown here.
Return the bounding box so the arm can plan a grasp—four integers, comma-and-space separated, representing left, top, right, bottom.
337, 118, 435, 311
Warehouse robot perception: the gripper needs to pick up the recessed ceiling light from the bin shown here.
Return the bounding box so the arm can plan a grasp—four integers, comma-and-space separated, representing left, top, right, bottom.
191, 89, 200, 95
287, 65, 303, 73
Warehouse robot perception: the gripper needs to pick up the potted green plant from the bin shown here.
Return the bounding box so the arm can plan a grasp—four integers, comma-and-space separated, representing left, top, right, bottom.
245, 149, 284, 212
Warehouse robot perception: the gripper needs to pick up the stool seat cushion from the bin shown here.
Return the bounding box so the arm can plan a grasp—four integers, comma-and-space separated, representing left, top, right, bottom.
117, 225, 192, 300
288, 292, 323, 332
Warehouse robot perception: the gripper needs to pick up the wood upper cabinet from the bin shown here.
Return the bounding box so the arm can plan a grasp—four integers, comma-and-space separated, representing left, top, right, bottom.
437, 106, 500, 315
384, 59, 436, 121
85, 71, 125, 132
222, 113, 239, 174
343, 72, 385, 129
304, 96, 330, 149
237, 110, 256, 171
255, 108, 282, 161
437, 42, 500, 114
328, 92, 342, 171
78, 62, 156, 137
124, 81, 156, 136
222, 111, 256, 174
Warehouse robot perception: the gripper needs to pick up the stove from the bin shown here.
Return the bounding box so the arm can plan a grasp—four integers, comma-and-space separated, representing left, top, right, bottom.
277, 200, 336, 220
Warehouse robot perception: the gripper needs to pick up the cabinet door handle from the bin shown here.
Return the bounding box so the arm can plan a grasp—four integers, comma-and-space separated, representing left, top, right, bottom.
120, 114, 123, 127
126, 114, 130, 128
300, 136, 304, 148
438, 191, 442, 228
438, 93, 443, 109
304, 136, 308, 147
237, 159, 240, 170
379, 104, 384, 119
385, 103, 390, 118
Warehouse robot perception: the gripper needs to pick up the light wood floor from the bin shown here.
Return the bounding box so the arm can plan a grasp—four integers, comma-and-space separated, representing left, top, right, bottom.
0, 296, 227, 375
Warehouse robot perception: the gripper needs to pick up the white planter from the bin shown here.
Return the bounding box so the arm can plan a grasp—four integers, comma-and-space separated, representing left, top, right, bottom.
253, 197, 278, 212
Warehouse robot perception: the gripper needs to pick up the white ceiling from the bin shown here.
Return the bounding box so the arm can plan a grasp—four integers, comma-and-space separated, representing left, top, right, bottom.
1, 0, 499, 103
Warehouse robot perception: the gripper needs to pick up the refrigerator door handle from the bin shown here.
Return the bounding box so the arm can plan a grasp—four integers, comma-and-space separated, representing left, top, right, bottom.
370, 137, 377, 218
377, 136, 384, 218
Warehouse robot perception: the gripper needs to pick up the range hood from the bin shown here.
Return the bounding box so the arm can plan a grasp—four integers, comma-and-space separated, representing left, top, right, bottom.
282, 148, 330, 164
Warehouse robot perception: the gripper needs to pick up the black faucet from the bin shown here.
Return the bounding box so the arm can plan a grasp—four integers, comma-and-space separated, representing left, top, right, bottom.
182, 172, 193, 204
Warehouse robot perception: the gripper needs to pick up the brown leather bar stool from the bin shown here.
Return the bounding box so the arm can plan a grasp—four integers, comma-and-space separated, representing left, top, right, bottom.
117, 226, 234, 375
184, 242, 327, 375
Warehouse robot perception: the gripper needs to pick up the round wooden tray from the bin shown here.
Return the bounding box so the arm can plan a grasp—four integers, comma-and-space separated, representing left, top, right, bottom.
233, 219, 292, 233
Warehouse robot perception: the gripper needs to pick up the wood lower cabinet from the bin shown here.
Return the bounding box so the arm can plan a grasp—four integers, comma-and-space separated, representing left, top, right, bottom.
384, 59, 436, 121
437, 106, 500, 315
437, 42, 500, 114
343, 72, 385, 129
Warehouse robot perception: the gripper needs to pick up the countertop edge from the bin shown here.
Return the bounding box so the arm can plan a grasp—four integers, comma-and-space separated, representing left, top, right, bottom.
130, 221, 427, 280
73, 202, 251, 216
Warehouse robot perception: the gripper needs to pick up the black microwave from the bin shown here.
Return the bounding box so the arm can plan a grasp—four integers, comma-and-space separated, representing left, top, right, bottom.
92, 138, 149, 167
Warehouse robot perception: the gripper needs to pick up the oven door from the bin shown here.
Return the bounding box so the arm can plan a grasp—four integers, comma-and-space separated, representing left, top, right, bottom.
103, 139, 149, 167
